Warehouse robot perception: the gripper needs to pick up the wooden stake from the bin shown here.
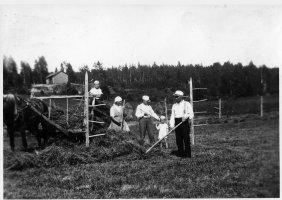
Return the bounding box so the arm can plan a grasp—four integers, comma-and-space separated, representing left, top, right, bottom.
189, 77, 194, 145
66, 98, 69, 125
85, 72, 89, 147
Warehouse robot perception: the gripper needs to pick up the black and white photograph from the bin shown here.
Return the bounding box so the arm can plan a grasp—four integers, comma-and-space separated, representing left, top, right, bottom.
1, 0, 281, 198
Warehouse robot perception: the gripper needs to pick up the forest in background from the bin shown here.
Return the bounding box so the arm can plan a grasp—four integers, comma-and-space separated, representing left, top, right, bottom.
3, 56, 279, 100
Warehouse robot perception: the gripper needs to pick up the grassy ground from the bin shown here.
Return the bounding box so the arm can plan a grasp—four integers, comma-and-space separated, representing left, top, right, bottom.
3, 117, 279, 198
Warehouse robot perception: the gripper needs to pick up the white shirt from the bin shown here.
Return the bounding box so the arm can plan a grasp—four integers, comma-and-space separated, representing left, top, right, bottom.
110, 104, 123, 121
170, 100, 194, 128
156, 123, 169, 139
135, 103, 160, 120
89, 88, 103, 98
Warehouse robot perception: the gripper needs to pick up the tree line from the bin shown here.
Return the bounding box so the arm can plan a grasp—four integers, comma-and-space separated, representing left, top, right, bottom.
3, 56, 279, 99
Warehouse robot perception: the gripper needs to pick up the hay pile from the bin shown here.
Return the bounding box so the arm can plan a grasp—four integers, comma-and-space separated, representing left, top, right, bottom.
50, 106, 84, 130
49, 100, 111, 132
4, 129, 164, 171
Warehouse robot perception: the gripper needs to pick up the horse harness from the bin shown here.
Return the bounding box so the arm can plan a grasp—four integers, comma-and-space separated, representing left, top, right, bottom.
13, 95, 36, 121
14, 103, 30, 122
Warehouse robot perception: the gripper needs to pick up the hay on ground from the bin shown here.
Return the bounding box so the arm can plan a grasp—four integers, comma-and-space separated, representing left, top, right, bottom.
4, 129, 164, 171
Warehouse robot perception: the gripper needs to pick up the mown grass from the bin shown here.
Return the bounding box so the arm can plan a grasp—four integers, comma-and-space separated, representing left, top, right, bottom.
3, 118, 279, 198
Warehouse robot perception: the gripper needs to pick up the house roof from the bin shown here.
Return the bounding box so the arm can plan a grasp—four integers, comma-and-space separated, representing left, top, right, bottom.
46, 71, 67, 79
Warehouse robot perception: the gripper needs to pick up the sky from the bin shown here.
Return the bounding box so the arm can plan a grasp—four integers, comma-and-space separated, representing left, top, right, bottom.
1, 3, 282, 72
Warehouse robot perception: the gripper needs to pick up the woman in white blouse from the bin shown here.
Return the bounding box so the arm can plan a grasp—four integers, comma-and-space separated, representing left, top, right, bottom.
109, 96, 130, 132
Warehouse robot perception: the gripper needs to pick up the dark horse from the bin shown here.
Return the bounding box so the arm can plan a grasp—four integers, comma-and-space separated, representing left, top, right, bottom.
3, 94, 52, 151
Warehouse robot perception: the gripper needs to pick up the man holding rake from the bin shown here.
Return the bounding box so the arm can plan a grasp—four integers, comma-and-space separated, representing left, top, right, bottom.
170, 90, 194, 158
135, 95, 160, 145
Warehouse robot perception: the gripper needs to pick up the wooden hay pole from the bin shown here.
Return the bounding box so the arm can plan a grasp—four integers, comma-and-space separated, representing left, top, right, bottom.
34, 95, 83, 100
189, 77, 194, 145
85, 72, 89, 147
89, 134, 105, 138
89, 120, 105, 124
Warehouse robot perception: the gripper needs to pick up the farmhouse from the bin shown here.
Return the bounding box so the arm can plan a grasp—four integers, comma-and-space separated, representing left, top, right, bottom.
46, 71, 68, 84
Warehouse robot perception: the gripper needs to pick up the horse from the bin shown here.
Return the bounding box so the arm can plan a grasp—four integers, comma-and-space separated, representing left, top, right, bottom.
3, 94, 52, 151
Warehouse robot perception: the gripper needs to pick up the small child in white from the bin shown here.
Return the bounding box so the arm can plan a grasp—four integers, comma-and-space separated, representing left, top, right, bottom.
156, 116, 169, 149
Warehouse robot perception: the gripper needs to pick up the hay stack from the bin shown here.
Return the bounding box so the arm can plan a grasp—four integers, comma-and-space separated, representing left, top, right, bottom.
4, 129, 164, 171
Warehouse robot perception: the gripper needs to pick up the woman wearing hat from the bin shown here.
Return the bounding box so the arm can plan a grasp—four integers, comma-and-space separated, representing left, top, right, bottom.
109, 96, 130, 131
170, 90, 194, 158
135, 95, 160, 145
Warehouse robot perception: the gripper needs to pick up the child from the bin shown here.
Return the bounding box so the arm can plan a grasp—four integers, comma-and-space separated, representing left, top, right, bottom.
156, 116, 169, 149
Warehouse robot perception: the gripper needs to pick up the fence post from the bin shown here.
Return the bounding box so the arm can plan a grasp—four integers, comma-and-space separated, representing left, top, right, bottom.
260, 96, 263, 117
189, 77, 194, 145
66, 98, 69, 125
85, 72, 89, 147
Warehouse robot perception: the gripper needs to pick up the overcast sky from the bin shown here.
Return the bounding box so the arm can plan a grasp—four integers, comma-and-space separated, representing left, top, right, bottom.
1, 4, 282, 72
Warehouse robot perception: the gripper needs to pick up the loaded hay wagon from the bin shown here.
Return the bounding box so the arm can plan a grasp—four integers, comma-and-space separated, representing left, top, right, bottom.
33, 72, 111, 147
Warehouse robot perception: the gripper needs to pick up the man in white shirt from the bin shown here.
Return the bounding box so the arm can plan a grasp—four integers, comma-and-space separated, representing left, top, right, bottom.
135, 95, 160, 145
170, 90, 194, 158
89, 80, 103, 105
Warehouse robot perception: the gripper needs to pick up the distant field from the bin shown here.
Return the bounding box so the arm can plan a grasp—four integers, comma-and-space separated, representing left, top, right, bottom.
3, 117, 279, 198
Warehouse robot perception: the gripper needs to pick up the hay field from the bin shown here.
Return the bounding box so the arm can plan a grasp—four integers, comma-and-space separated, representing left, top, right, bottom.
3, 115, 279, 198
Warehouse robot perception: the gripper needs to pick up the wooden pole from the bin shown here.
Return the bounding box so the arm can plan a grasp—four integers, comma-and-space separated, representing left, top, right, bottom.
189, 77, 194, 145
219, 98, 222, 119
66, 98, 69, 125
48, 98, 51, 119
34, 95, 83, 99
164, 98, 168, 125
85, 72, 89, 147
260, 96, 263, 117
